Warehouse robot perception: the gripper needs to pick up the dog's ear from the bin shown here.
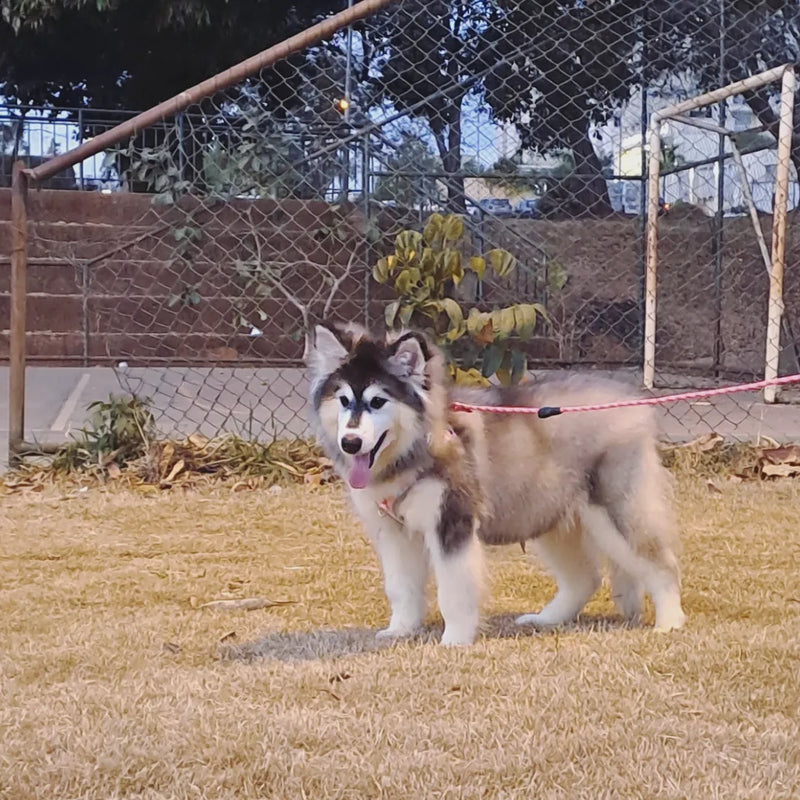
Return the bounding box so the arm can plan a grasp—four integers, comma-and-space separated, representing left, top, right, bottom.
305, 323, 349, 377
386, 331, 430, 380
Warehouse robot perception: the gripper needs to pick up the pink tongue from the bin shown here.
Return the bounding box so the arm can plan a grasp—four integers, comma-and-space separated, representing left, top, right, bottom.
349, 454, 371, 489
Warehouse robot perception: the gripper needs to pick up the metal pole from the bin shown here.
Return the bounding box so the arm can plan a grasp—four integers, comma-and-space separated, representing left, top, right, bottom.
712, 0, 726, 378
637, 3, 649, 359
341, 0, 354, 201
643, 122, 662, 390
9, 161, 29, 465
764, 66, 795, 403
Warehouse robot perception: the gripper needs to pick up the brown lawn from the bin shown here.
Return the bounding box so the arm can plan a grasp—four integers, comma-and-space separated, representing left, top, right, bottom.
1, 475, 799, 799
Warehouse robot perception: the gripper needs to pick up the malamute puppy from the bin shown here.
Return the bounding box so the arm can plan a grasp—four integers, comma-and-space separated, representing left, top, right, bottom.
306, 322, 686, 645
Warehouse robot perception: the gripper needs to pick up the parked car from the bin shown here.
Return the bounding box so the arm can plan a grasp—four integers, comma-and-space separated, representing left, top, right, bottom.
471, 198, 515, 218
515, 198, 541, 219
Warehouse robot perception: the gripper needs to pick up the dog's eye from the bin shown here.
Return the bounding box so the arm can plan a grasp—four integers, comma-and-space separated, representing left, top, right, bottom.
370, 397, 388, 410
339, 396, 349, 409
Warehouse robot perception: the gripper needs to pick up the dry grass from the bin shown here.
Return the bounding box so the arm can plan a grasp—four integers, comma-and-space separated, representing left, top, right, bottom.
1, 475, 799, 799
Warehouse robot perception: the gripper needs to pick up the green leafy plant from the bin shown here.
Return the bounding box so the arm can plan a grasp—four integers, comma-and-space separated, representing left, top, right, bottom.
373, 212, 548, 386
52, 395, 155, 473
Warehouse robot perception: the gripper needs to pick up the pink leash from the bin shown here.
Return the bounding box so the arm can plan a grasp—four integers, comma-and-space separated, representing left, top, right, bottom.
449, 373, 800, 418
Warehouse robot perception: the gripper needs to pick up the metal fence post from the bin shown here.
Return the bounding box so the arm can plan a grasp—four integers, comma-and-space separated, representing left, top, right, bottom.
9, 161, 29, 465
643, 121, 662, 389
764, 65, 795, 403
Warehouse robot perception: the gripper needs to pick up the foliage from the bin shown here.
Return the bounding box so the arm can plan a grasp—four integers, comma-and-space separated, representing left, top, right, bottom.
52, 395, 155, 473
373, 129, 442, 208
0, 0, 347, 109
372, 0, 499, 213
373, 212, 548, 386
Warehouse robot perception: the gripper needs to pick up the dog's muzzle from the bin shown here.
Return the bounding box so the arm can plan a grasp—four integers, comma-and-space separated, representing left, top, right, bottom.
344, 432, 387, 489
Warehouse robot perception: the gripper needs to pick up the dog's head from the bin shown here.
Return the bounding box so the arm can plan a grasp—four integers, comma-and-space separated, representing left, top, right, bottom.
305, 323, 439, 489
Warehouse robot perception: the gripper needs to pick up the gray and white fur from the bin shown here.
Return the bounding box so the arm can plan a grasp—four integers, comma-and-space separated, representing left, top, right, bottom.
306, 322, 686, 646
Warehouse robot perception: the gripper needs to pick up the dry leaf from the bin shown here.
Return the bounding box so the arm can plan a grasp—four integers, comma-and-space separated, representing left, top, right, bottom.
187, 433, 209, 449
189, 596, 200, 608
705, 480, 723, 494
107, 463, 121, 479
760, 463, 800, 478
199, 597, 296, 611
164, 459, 185, 483
684, 432, 724, 453
760, 445, 800, 465
159, 443, 175, 476
163, 641, 181, 654
219, 630, 237, 643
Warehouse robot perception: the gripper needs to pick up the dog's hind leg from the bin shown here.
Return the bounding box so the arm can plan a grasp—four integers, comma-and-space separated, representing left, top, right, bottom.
581, 503, 685, 631
609, 564, 643, 624
516, 522, 601, 628
374, 525, 429, 640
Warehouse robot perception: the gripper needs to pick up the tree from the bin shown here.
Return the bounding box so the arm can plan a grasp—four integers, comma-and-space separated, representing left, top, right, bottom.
373, 129, 442, 208
643, 1, 800, 175
370, 0, 498, 214
483, 0, 643, 217
0, 0, 347, 110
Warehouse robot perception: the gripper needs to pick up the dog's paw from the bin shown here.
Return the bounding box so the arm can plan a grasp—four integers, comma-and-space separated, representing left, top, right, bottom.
653, 608, 686, 632
441, 625, 478, 647
515, 612, 560, 628
440, 627, 476, 646
375, 625, 418, 640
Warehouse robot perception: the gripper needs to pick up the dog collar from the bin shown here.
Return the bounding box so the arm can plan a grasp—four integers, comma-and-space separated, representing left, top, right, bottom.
376, 429, 455, 524
378, 483, 415, 525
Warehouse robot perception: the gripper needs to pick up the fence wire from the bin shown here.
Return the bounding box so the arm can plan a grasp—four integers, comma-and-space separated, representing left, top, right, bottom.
8, 0, 800, 446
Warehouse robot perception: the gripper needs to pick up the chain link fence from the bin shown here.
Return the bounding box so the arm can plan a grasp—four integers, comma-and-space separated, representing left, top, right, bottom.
5, 0, 800, 455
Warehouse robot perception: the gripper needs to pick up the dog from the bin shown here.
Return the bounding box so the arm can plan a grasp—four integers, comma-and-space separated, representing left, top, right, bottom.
305, 322, 686, 645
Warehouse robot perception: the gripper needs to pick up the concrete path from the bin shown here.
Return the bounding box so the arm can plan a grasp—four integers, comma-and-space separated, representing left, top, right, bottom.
2, 365, 800, 472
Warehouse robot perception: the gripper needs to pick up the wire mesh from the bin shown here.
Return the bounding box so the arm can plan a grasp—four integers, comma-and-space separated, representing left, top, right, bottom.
10, 0, 800, 446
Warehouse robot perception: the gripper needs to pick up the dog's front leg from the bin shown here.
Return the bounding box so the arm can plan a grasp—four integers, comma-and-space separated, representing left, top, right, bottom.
373, 523, 429, 640
404, 480, 485, 646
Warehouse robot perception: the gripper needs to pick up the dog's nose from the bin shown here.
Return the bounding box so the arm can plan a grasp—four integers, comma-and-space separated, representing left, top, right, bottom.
341, 435, 363, 455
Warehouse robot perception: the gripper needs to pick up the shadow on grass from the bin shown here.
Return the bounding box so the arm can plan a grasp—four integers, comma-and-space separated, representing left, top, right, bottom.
220, 612, 637, 663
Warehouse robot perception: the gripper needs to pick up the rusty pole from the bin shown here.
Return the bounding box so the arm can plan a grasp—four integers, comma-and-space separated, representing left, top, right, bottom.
764, 65, 795, 403
643, 121, 662, 389
9, 161, 29, 465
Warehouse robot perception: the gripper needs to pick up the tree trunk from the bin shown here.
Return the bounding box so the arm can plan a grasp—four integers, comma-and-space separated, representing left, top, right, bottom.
565, 128, 613, 217
541, 123, 613, 218
431, 96, 467, 215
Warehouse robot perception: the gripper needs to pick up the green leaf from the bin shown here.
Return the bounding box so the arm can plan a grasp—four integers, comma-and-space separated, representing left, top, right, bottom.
451, 366, 490, 387
547, 260, 568, 292
420, 247, 436, 275
492, 307, 517, 340
394, 268, 421, 295
469, 256, 486, 281
445, 250, 463, 284
496, 349, 513, 387
513, 303, 539, 340
511, 349, 527, 385
487, 249, 517, 278
439, 298, 465, 341
422, 213, 444, 245
373, 257, 391, 283
482, 343, 505, 378
399, 304, 415, 327
385, 300, 401, 329
395, 231, 424, 262
442, 214, 464, 242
